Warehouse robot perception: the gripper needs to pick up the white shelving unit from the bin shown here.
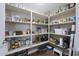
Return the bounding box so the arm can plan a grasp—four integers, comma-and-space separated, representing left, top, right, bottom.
5, 4, 76, 56
31, 11, 48, 45
49, 6, 76, 56
5, 4, 48, 55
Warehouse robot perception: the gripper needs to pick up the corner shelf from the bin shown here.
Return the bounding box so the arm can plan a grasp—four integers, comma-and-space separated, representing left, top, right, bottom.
49, 7, 76, 56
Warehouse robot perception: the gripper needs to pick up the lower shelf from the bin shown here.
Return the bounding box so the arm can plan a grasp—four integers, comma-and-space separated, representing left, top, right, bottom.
6, 41, 48, 55
48, 41, 69, 54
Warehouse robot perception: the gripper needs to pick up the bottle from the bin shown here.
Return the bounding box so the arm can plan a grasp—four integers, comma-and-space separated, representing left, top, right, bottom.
25, 39, 30, 46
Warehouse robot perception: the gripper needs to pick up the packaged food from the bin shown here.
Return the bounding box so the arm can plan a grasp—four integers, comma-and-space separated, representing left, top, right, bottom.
15, 31, 23, 35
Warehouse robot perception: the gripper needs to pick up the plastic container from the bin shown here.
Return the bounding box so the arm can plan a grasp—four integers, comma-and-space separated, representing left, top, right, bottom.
46, 45, 54, 51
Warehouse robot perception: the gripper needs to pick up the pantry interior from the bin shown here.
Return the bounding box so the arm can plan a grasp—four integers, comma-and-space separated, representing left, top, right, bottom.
4, 3, 76, 56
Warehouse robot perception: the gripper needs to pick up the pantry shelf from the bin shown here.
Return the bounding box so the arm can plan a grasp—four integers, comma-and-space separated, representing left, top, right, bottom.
48, 41, 69, 52
50, 33, 71, 37
50, 22, 75, 26
6, 41, 48, 55
5, 21, 31, 24
5, 3, 76, 56
5, 34, 31, 38
32, 33, 48, 35
32, 22, 48, 26
50, 7, 75, 19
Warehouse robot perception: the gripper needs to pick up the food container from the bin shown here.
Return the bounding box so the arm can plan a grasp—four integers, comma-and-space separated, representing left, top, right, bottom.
12, 15, 20, 21
26, 29, 31, 34
23, 31, 26, 35
67, 3, 76, 9
25, 39, 30, 46
15, 31, 23, 35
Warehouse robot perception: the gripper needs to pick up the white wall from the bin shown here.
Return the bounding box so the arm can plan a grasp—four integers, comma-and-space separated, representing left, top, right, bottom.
0, 3, 8, 56
0, 3, 5, 45
74, 4, 79, 56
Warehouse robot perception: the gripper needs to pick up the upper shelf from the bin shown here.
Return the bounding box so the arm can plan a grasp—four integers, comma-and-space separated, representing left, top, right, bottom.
5, 21, 31, 24
5, 21, 48, 26
6, 4, 30, 14
50, 7, 76, 19
32, 22, 48, 26
6, 4, 48, 17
